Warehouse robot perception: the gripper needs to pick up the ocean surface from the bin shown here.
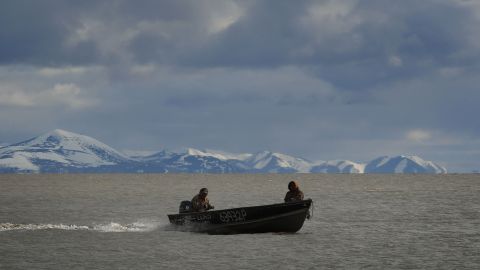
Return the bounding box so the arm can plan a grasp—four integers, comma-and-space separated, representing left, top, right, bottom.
1, 174, 479, 269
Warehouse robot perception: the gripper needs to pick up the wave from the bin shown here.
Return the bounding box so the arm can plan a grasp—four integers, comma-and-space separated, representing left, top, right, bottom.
0, 220, 161, 233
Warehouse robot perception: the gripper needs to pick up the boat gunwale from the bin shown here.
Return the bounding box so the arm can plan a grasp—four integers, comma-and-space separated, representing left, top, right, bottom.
168, 198, 312, 218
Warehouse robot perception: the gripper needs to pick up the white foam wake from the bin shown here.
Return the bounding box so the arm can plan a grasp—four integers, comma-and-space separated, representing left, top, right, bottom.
92, 221, 160, 232
0, 220, 161, 232
0, 223, 89, 231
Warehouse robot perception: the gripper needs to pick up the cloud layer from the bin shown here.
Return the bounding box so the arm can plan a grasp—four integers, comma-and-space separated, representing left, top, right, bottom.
1, 0, 480, 172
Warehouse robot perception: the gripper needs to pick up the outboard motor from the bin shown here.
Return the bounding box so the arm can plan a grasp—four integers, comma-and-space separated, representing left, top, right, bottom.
179, 200, 193, 213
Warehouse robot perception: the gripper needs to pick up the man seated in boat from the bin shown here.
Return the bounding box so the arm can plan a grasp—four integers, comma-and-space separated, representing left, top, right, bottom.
191, 187, 215, 212
284, 181, 304, 202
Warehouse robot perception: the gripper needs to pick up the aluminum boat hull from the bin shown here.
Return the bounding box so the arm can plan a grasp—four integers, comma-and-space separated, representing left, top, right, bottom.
167, 199, 312, 234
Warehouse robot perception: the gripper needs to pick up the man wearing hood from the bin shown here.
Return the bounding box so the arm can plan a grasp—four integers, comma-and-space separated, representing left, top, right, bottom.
191, 187, 214, 212
284, 181, 304, 202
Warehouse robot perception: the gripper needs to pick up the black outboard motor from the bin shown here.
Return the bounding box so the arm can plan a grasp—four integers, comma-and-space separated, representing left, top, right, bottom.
179, 200, 193, 213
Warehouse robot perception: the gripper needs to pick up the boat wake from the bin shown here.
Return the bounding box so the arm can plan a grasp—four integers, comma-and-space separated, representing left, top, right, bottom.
0, 220, 162, 233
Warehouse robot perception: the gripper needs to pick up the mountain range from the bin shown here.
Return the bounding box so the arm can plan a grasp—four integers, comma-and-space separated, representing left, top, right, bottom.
0, 129, 447, 174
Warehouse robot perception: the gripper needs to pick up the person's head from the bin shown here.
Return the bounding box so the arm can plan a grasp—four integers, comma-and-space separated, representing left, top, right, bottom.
199, 187, 208, 198
288, 181, 299, 191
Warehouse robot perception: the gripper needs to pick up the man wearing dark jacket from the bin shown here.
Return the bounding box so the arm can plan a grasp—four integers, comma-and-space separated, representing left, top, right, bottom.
284, 181, 304, 202
191, 188, 214, 212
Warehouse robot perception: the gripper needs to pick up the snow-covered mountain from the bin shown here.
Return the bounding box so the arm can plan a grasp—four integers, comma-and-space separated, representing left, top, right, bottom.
364, 155, 447, 174
178, 148, 252, 161
0, 129, 132, 172
138, 149, 242, 173
0, 130, 448, 173
243, 151, 312, 173
310, 160, 365, 173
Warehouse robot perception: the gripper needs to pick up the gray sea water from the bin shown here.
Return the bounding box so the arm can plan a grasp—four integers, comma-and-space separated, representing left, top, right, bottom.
1, 174, 479, 269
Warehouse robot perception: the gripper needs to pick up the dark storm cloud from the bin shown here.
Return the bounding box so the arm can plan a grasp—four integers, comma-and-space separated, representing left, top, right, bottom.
0, 0, 102, 65
189, 0, 480, 90
185, 1, 308, 67
0, 0, 212, 65
2, 0, 478, 75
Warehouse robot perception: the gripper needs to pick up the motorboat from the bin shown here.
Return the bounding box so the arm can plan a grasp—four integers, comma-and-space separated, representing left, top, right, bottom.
167, 199, 312, 234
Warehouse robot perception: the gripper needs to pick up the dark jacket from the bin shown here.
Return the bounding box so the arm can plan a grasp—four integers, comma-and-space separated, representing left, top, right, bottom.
284, 189, 304, 202
191, 194, 213, 212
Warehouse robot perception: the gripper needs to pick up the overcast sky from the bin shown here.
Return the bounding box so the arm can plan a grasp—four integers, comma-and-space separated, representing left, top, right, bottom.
1, 0, 480, 172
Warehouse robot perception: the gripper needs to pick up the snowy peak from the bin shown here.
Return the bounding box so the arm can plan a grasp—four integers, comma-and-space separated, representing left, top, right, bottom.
183, 148, 231, 160
48, 129, 78, 138
245, 151, 312, 173
365, 155, 447, 173
311, 160, 365, 173
32, 129, 125, 156
139, 148, 241, 173
0, 129, 130, 172
175, 148, 252, 161
15, 129, 79, 147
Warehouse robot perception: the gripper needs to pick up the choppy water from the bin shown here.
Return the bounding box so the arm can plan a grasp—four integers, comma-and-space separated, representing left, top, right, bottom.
1, 174, 479, 269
